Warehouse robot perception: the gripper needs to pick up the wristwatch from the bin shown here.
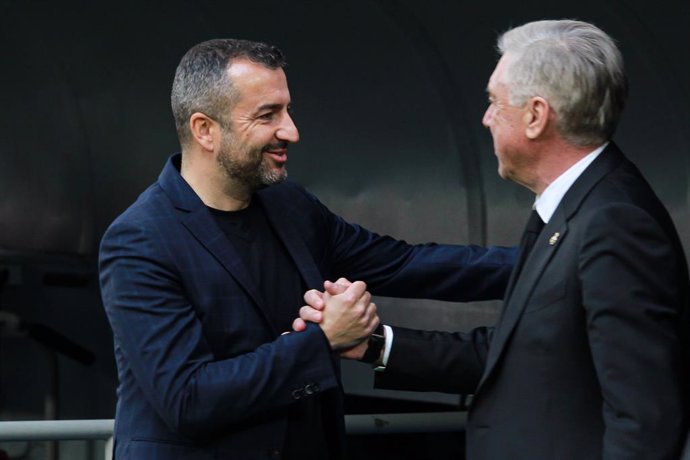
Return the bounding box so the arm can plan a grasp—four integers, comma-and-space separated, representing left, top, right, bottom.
359, 324, 385, 365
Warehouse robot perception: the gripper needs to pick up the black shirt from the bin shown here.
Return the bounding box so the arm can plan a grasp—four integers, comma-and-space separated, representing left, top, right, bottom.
209, 199, 329, 459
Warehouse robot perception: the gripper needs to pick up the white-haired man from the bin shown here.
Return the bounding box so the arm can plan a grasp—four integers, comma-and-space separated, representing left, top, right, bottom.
300, 19, 689, 459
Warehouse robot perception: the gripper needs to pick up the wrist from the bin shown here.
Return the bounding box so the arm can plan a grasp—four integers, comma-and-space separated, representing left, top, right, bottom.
359, 324, 385, 366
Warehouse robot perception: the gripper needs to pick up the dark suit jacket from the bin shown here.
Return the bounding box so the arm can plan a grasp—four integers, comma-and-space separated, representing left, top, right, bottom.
98, 154, 515, 459
376, 144, 690, 460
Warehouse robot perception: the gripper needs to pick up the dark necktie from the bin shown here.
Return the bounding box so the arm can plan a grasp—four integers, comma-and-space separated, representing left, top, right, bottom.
511, 210, 545, 285
522, 209, 545, 258
496, 210, 546, 328
501, 210, 544, 316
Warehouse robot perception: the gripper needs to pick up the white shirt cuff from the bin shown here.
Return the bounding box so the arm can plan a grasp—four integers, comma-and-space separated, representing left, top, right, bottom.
374, 324, 393, 372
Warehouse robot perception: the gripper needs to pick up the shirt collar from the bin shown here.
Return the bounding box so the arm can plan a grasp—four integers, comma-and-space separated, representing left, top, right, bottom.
534, 142, 608, 223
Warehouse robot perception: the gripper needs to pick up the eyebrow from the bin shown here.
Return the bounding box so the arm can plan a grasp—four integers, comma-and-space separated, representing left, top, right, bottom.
256, 103, 284, 113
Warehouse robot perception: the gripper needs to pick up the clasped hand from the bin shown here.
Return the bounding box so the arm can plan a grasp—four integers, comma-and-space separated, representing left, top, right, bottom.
292, 278, 377, 360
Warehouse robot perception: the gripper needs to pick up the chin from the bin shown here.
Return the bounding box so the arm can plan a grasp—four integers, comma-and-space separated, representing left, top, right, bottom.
261, 170, 288, 187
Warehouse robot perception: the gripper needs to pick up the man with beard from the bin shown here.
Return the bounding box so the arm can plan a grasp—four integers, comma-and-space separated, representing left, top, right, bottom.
98, 38, 515, 459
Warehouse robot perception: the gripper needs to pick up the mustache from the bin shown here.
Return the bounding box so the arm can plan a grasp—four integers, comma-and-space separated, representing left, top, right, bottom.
263, 142, 288, 152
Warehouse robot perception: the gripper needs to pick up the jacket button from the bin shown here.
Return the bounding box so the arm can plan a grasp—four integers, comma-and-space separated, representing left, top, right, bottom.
291, 388, 303, 399
304, 383, 320, 395
267, 448, 281, 458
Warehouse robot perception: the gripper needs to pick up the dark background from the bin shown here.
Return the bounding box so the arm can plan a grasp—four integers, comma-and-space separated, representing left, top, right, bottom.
0, 1, 687, 458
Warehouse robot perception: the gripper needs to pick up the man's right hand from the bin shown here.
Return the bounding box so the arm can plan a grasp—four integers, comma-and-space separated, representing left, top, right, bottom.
297, 280, 378, 352
293, 278, 352, 330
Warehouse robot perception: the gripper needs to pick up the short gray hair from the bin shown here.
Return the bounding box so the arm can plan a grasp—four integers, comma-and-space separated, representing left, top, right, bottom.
171, 38, 286, 147
497, 20, 628, 146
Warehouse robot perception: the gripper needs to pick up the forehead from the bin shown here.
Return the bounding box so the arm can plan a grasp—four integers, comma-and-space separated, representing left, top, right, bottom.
226, 59, 290, 107
487, 55, 510, 94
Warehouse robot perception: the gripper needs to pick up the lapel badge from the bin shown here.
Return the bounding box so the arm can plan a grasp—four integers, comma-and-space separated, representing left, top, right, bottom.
548, 232, 560, 245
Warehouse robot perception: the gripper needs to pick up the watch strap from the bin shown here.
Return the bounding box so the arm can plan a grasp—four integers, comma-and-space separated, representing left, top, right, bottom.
359, 324, 385, 364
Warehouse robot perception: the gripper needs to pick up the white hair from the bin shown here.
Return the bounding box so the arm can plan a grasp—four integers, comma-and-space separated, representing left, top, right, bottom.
497, 20, 628, 146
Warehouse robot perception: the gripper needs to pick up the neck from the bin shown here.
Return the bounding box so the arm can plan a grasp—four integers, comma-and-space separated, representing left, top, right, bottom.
528, 139, 600, 195
180, 149, 252, 211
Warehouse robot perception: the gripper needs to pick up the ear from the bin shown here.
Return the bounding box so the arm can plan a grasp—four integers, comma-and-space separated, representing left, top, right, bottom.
189, 112, 219, 152
523, 97, 550, 140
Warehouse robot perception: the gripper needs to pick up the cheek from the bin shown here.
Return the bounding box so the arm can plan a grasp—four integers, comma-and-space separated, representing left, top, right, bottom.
493, 109, 509, 125
490, 124, 506, 144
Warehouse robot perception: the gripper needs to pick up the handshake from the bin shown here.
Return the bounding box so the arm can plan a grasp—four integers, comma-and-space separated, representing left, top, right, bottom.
291, 278, 382, 362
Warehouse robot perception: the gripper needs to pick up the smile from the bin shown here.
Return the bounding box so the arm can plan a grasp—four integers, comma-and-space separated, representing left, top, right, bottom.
265, 149, 287, 164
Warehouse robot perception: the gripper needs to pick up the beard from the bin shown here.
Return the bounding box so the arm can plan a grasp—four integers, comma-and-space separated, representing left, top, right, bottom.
217, 132, 288, 191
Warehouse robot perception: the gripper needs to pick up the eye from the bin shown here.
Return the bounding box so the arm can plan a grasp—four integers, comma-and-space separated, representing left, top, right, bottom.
258, 112, 275, 120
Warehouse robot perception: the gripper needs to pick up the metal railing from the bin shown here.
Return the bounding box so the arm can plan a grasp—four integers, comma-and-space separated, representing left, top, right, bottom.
2, 417, 688, 460
0, 419, 114, 441
0, 412, 466, 441
0, 413, 466, 460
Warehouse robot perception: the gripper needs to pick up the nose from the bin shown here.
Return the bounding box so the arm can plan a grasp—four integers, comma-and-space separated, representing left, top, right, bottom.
482, 105, 493, 128
277, 112, 300, 143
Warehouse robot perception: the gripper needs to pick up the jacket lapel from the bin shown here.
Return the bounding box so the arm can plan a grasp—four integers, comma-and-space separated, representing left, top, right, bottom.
256, 188, 324, 291
158, 154, 278, 335
256, 186, 343, 372
479, 217, 568, 388
476, 144, 626, 393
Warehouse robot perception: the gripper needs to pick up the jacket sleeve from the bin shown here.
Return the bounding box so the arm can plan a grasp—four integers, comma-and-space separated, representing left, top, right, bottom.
303, 189, 517, 302
99, 218, 339, 441
374, 325, 493, 394
579, 203, 687, 459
